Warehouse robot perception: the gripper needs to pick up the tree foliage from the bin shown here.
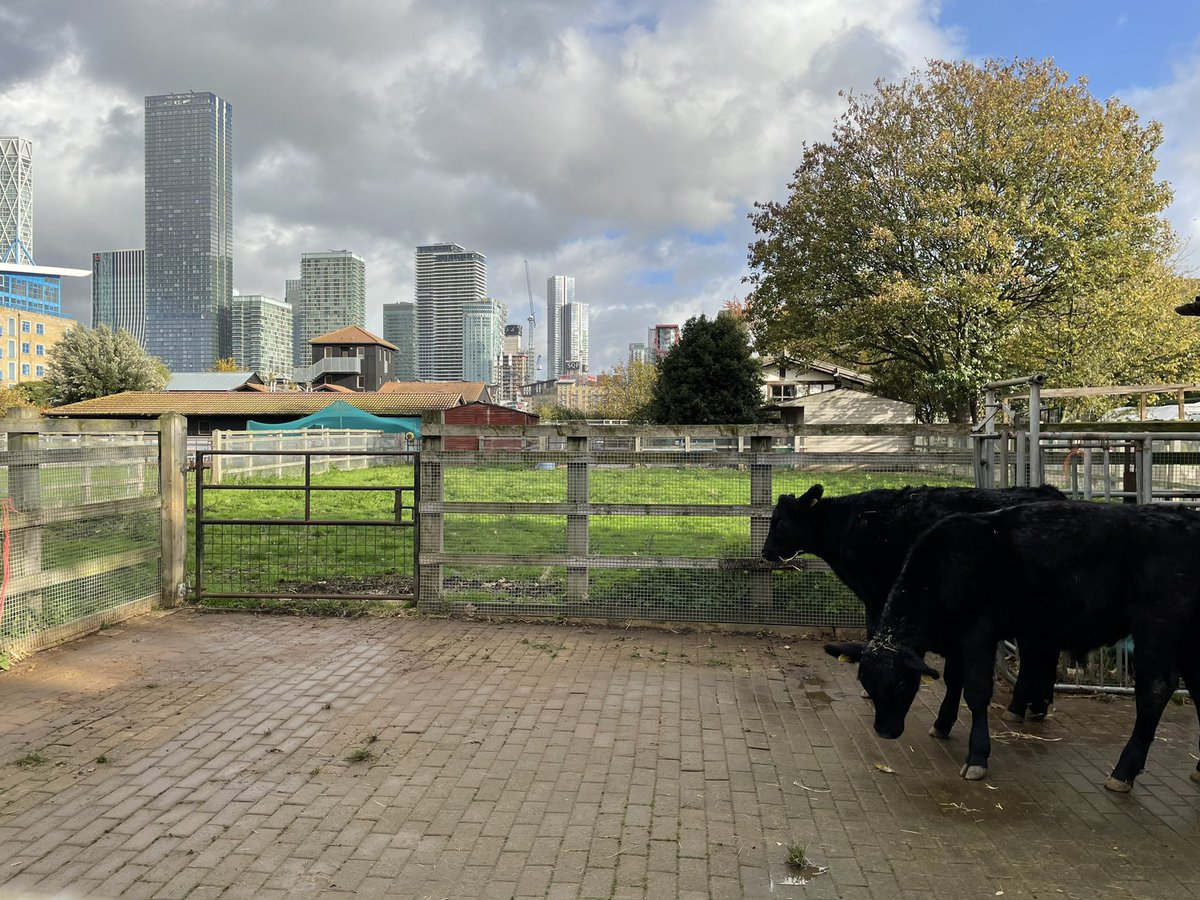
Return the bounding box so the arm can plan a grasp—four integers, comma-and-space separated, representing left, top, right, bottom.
644, 312, 763, 424
593, 359, 657, 421
745, 58, 1176, 423
43, 324, 169, 406
213, 357, 240, 372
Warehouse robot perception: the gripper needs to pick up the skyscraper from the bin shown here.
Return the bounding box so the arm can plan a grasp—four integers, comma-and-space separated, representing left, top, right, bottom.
415, 243, 487, 381
231, 293, 293, 380
560, 301, 590, 374
0, 137, 33, 264
382, 300, 418, 381
285, 277, 303, 367
294, 251, 365, 371
144, 91, 233, 371
545, 275, 574, 378
462, 297, 507, 383
92, 250, 146, 344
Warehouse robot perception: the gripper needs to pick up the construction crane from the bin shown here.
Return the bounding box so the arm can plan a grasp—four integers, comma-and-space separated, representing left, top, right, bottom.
524, 259, 541, 375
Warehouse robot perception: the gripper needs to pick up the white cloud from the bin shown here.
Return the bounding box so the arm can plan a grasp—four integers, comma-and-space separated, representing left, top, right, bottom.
1, 0, 960, 371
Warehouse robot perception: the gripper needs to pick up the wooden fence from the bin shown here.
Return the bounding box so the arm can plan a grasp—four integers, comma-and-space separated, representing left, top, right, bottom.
0, 409, 186, 661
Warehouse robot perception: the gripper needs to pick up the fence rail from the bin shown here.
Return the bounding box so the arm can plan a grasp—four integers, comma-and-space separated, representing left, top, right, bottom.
416, 423, 974, 626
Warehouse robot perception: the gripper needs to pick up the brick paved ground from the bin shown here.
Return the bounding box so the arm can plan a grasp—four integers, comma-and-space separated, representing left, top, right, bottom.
1, 610, 1199, 899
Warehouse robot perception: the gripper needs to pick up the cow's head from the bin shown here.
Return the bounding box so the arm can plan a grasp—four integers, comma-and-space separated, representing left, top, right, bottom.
857, 639, 939, 739
761, 484, 824, 561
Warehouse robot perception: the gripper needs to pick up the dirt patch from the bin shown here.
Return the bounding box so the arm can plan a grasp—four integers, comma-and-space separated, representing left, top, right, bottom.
273, 574, 414, 597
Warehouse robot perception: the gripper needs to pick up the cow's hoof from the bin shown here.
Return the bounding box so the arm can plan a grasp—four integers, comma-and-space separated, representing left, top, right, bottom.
1028, 711, 1049, 722
1104, 776, 1133, 793
999, 709, 1025, 724
959, 764, 988, 781
1189, 770, 1200, 785
928, 725, 951, 739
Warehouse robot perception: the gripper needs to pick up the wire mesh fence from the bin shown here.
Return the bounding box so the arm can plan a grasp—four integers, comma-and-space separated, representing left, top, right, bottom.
193, 450, 417, 602
419, 427, 976, 627
0, 413, 162, 662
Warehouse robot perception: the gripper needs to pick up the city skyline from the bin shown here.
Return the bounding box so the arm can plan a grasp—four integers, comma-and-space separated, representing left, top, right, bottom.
3, 3, 1200, 373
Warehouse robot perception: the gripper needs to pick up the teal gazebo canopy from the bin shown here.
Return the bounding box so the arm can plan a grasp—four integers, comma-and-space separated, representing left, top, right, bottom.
247, 400, 421, 437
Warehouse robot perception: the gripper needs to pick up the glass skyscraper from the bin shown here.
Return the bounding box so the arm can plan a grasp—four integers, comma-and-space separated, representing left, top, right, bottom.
382, 300, 418, 380
461, 297, 507, 384
0, 137, 33, 264
232, 294, 293, 380
294, 251, 365, 370
92, 250, 145, 345
144, 91, 232, 371
546, 275, 574, 378
415, 243, 486, 381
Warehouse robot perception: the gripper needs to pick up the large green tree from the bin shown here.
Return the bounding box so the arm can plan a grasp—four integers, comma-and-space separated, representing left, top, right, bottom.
645, 312, 763, 424
745, 58, 1176, 423
43, 324, 169, 405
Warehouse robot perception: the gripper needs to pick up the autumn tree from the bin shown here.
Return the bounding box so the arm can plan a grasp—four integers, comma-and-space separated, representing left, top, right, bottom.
43, 324, 169, 405
746, 58, 1175, 423
644, 312, 763, 425
213, 357, 240, 372
593, 359, 657, 421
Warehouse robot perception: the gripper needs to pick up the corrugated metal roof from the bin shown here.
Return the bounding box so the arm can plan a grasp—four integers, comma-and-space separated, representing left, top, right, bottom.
46, 391, 464, 417
166, 372, 260, 391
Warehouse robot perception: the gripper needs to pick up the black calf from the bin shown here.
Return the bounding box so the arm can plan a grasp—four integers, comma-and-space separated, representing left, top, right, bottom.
762, 482, 1065, 724
849, 501, 1200, 790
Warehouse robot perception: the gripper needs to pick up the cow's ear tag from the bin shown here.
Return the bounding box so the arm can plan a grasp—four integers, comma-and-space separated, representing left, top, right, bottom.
809, 497, 820, 507
921, 674, 935, 684
837, 654, 851, 663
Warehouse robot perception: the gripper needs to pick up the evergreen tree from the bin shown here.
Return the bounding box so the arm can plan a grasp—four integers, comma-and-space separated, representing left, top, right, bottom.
645, 313, 763, 424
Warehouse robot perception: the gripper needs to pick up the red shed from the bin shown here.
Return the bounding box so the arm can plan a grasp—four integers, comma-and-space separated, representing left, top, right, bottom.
441, 402, 539, 450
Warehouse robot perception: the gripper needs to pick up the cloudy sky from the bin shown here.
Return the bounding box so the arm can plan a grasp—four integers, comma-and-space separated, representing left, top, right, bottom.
2, 0, 1199, 374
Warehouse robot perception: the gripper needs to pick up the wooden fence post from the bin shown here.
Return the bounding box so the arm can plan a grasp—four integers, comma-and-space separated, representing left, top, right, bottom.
750, 433, 773, 608
7, 407, 42, 618
158, 413, 187, 607
566, 435, 589, 604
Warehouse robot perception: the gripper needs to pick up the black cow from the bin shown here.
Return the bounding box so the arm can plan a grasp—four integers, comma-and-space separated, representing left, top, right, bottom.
841, 501, 1200, 791
762, 483, 1066, 726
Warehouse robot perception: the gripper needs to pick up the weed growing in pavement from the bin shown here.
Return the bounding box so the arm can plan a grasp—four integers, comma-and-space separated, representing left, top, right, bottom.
786, 842, 811, 868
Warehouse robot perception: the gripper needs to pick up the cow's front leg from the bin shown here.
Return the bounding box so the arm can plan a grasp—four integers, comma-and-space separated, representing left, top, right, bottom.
959, 646, 996, 781
930, 654, 962, 738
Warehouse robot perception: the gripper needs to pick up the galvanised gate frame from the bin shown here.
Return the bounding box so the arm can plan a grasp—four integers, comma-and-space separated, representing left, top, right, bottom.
193, 448, 418, 602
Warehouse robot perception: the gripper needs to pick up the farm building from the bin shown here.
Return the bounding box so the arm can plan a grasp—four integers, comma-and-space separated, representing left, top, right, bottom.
440, 401, 539, 450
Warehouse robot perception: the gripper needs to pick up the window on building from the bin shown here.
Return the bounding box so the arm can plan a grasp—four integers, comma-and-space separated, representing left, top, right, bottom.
357, 375, 364, 389
35, 323, 43, 335
21, 342, 29, 355
21, 364, 30, 376
35, 345, 43, 356
35, 365, 43, 377
21, 321, 30, 333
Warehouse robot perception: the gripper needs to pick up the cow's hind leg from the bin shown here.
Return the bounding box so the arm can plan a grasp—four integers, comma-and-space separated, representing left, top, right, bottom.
1105, 658, 1178, 792
1179, 659, 1200, 785
959, 644, 996, 780
1018, 642, 1058, 721
930, 654, 963, 739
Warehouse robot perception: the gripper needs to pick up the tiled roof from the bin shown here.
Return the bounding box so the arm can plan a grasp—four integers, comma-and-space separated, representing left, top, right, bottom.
46, 391, 465, 417
314, 383, 356, 392
379, 380, 489, 402
310, 326, 398, 351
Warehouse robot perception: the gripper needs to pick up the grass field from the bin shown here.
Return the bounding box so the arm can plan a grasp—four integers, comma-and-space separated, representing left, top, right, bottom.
190, 460, 972, 623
